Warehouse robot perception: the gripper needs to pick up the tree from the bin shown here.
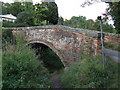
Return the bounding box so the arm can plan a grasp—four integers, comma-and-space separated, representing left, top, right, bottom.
34, 2, 59, 25
16, 11, 34, 26
8, 2, 24, 16
107, 2, 120, 34
81, 0, 120, 33
58, 16, 64, 25
64, 19, 71, 26
62, 16, 91, 29
33, 3, 48, 25
1, 2, 34, 16
93, 19, 113, 33
22, 2, 33, 12
45, 2, 58, 25
87, 19, 95, 30
60, 16, 114, 33
1, 2, 10, 14
81, 0, 100, 7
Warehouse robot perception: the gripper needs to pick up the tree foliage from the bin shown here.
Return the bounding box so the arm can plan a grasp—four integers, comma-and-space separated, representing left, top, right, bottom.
2, 1, 59, 26
107, 2, 120, 34
47, 2, 58, 24
16, 11, 34, 26
58, 17, 64, 25
61, 16, 114, 33
81, 0, 100, 7
41, 2, 59, 25
2, 2, 10, 15
2, 2, 24, 16
81, 0, 120, 34
33, 3, 48, 25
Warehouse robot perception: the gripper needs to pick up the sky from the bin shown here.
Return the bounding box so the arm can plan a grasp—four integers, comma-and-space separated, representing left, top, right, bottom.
1, 0, 113, 24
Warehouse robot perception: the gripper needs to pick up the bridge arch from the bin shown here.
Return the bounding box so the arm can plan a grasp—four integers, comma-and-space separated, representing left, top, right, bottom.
28, 40, 66, 67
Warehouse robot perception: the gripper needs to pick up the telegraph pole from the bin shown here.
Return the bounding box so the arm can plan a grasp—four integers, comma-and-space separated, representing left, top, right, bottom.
97, 16, 105, 69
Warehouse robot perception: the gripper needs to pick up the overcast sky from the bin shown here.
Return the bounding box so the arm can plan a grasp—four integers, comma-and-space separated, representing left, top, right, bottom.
1, 0, 111, 22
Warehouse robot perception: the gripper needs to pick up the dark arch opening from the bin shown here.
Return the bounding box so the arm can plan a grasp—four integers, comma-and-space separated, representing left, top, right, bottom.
29, 43, 64, 73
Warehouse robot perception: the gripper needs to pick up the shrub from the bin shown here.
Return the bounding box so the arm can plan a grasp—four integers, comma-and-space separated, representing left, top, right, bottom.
104, 42, 120, 51
2, 34, 50, 88
60, 54, 119, 88
2, 29, 16, 44
2, 21, 29, 27
16, 11, 34, 26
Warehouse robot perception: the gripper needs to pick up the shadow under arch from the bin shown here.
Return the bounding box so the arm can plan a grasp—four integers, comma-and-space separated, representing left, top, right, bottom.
28, 40, 65, 72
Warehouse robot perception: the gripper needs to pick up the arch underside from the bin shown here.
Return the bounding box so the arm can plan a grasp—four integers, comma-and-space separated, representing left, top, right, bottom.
29, 40, 66, 67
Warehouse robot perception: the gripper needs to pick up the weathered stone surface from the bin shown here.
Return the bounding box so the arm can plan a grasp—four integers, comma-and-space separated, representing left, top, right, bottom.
5, 25, 119, 66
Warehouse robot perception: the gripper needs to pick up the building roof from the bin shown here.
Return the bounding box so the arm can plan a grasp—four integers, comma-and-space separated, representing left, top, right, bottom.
41, 0, 55, 2
0, 14, 17, 20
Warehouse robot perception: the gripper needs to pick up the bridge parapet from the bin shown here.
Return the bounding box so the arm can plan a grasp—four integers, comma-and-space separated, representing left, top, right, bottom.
4, 25, 120, 47
3, 25, 120, 37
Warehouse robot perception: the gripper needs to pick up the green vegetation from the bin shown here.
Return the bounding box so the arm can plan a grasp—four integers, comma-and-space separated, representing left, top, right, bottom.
2, 31, 50, 88
104, 42, 120, 51
2, 29, 119, 88
16, 11, 34, 26
107, 2, 120, 34
2, 1, 120, 34
29, 43, 64, 73
42, 48, 64, 72
1, 1, 120, 88
2, 21, 29, 27
60, 54, 119, 88
59, 16, 114, 33
45, 2, 58, 25
2, 1, 58, 27
2, 29, 15, 44
81, 0, 120, 34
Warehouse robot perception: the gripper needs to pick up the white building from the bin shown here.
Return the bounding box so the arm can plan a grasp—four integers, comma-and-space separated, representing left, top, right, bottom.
41, 0, 55, 2
0, 14, 17, 22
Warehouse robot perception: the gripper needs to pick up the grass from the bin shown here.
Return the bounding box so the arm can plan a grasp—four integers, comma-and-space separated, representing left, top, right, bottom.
60, 54, 119, 88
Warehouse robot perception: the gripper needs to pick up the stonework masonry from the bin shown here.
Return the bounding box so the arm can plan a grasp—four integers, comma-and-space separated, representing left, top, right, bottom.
4, 25, 120, 66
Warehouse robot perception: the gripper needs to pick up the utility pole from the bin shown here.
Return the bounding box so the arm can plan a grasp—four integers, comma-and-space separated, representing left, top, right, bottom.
97, 16, 105, 69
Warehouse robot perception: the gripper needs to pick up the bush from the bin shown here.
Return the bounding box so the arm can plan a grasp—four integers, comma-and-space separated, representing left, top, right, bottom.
2, 21, 29, 27
60, 54, 119, 88
105, 42, 120, 51
104, 42, 120, 51
2, 34, 50, 88
3, 21, 29, 27
2, 29, 16, 44
16, 11, 34, 26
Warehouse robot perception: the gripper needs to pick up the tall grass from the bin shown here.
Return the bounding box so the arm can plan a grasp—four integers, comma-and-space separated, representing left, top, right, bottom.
60, 54, 119, 88
0, 49, 2, 89
2, 30, 50, 88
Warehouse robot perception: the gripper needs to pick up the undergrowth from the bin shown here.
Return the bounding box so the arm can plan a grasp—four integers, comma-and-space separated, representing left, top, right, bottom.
2, 31, 50, 88
42, 48, 64, 72
60, 54, 119, 88
104, 42, 120, 51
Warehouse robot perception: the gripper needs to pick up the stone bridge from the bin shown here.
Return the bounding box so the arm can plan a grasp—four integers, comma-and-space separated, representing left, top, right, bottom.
4, 25, 120, 67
